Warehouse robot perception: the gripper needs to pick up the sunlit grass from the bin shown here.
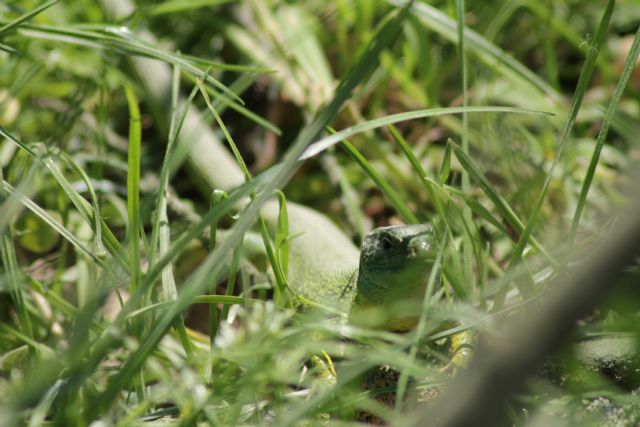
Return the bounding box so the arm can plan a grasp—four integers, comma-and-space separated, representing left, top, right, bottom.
1, 1, 639, 425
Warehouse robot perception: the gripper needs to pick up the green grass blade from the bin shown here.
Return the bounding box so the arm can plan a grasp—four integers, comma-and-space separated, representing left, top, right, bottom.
2, 181, 102, 265
1, 225, 33, 341
126, 295, 262, 320
149, 0, 232, 16
194, 70, 290, 304
275, 191, 290, 278
444, 184, 509, 235
301, 106, 552, 160
340, 138, 419, 224
455, 0, 477, 296
147, 65, 200, 360
149, 78, 201, 265
193, 74, 251, 180
0, 0, 58, 37
570, 23, 640, 242
125, 85, 142, 293
196, 77, 281, 135
39, 154, 128, 271
455, 0, 469, 186
208, 189, 227, 345
448, 140, 554, 266
439, 141, 452, 185
509, 0, 615, 268
0, 41, 18, 53
60, 154, 107, 257
387, 126, 469, 297
386, 125, 450, 229
0, 125, 38, 159
0, 169, 31, 341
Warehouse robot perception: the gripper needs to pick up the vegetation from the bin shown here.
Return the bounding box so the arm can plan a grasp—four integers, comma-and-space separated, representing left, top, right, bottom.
1, 0, 639, 425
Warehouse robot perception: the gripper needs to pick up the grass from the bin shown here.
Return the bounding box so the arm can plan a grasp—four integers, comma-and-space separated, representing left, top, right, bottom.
1, 0, 640, 425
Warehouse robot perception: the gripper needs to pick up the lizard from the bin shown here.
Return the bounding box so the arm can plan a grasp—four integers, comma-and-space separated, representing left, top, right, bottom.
258, 202, 475, 367
173, 199, 474, 367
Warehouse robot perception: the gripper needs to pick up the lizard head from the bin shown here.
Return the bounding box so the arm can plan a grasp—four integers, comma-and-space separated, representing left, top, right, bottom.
350, 224, 437, 330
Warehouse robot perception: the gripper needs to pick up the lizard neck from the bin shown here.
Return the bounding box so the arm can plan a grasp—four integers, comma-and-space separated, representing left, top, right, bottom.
354, 270, 390, 307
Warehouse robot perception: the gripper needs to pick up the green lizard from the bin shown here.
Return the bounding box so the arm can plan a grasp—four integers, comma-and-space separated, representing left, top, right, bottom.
175, 200, 473, 368
301, 222, 440, 332
259, 202, 474, 368
262, 204, 438, 323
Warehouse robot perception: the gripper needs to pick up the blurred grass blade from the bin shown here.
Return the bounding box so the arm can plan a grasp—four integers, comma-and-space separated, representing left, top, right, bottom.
0, 0, 58, 38
391, 0, 558, 100
0, 215, 33, 341
396, 231, 447, 410
439, 141, 452, 185
40, 154, 127, 271
60, 154, 107, 257
127, 295, 261, 320
208, 189, 228, 345
0, 42, 18, 53
2, 181, 102, 265
18, 24, 243, 105
455, 0, 477, 297
149, 0, 232, 16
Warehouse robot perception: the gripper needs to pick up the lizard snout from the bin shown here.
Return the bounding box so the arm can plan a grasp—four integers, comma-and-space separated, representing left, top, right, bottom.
407, 236, 436, 259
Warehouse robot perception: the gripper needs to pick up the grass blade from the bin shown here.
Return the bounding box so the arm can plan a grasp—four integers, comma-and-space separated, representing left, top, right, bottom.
0, 0, 58, 37
570, 24, 640, 242
340, 138, 419, 224
2, 181, 101, 265
301, 106, 552, 160
125, 85, 142, 293
509, 0, 615, 268
448, 140, 553, 266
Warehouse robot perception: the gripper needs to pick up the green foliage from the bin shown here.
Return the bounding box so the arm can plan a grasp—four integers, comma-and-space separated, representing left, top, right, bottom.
0, 0, 639, 426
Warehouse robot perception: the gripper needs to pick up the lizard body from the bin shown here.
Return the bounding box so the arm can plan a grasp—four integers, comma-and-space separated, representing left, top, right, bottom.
262, 203, 438, 328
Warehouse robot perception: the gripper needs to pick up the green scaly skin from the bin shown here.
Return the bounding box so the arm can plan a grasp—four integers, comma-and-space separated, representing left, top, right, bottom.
263, 204, 473, 370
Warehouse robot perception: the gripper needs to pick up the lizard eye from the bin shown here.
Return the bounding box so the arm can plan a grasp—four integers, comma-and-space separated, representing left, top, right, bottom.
381, 235, 393, 251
